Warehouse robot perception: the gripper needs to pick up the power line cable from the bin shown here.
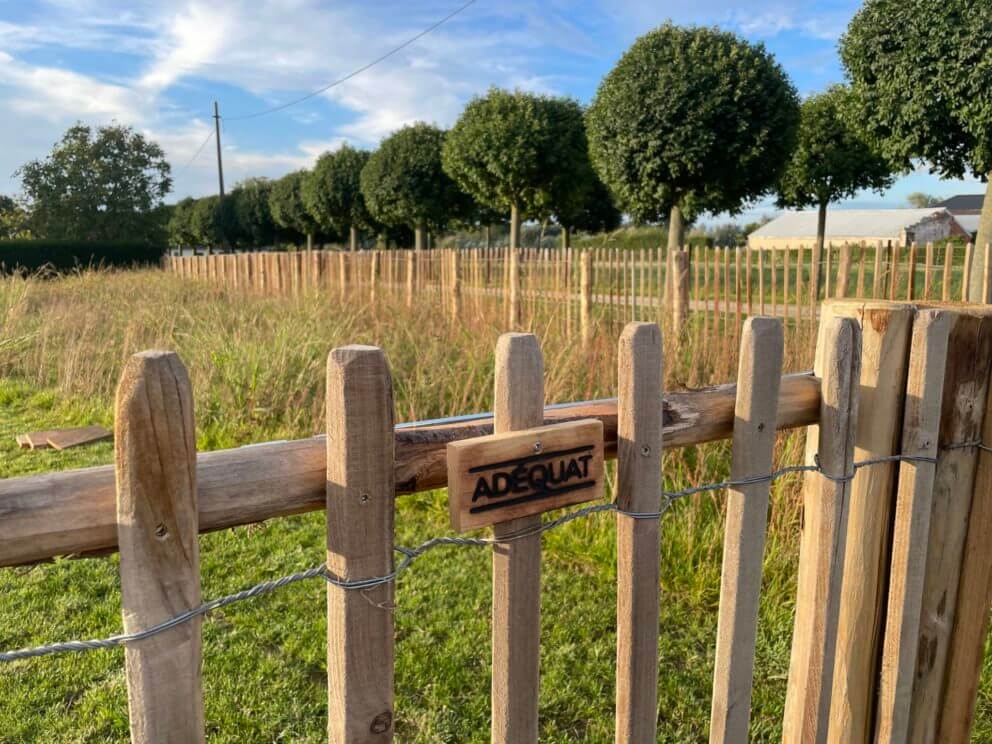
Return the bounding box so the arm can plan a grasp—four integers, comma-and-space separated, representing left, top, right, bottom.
225, 0, 479, 122
172, 129, 215, 180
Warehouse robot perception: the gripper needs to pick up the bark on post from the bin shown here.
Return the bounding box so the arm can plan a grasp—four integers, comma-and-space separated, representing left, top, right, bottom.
672, 249, 690, 334
116, 351, 204, 744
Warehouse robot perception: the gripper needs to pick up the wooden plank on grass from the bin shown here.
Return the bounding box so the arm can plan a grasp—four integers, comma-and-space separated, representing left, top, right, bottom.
491, 332, 543, 744
874, 309, 951, 744
710, 316, 784, 744
115, 350, 204, 743
46, 425, 111, 450
615, 322, 663, 744
326, 345, 396, 742
783, 316, 861, 744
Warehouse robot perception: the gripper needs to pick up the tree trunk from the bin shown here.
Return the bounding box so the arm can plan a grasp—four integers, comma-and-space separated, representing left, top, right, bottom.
968, 173, 992, 302
667, 204, 684, 254
510, 204, 521, 253
415, 223, 426, 252
486, 224, 493, 251
349, 225, 357, 252
539, 219, 547, 249
813, 200, 827, 301
561, 225, 570, 250
306, 233, 313, 252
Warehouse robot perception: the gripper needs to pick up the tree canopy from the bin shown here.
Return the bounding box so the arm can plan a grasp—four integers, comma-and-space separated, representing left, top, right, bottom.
777, 86, 895, 211
230, 178, 280, 248
586, 24, 800, 248
16, 123, 172, 243
442, 89, 590, 237
841, 0, 992, 297
0, 196, 30, 240
269, 170, 319, 244
303, 145, 374, 249
361, 123, 466, 247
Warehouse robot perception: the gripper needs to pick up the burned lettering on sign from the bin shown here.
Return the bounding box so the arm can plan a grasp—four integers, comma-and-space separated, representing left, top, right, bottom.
446, 420, 605, 532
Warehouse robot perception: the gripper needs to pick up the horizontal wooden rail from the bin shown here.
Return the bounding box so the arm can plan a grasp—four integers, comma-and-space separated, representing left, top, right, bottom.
0, 372, 819, 567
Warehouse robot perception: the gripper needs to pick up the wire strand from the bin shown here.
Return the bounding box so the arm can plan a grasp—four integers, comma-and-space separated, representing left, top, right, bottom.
225, 0, 479, 122
0, 444, 970, 663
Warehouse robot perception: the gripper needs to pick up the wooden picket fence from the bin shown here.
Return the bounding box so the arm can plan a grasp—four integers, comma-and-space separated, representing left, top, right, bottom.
3, 300, 992, 742
167, 241, 986, 338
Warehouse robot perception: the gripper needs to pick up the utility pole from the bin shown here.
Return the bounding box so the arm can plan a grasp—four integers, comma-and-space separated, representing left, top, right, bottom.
213, 101, 225, 198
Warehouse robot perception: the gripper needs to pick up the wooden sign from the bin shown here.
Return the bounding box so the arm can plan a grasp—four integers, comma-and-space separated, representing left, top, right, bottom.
446, 419, 605, 532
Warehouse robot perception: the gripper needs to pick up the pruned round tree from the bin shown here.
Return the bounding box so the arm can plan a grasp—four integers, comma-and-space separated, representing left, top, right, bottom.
442, 88, 590, 251
303, 144, 373, 251
586, 24, 800, 252
269, 170, 319, 249
553, 170, 621, 248
841, 0, 992, 300
231, 178, 280, 249
360, 123, 466, 250
776, 85, 895, 297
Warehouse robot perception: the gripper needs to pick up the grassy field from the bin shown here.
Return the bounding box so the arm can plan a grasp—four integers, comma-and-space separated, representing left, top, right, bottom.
1, 269, 990, 742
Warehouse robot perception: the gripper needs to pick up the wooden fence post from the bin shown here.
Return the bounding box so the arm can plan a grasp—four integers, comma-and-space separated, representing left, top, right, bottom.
874, 309, 951, 744
450, 250, 461, 320
709, 317, 783, 743
962, 243, 974, 301
943, 243, 955, 301
615, 322, 663, 743
940, 318, 992, 743
406, 251, 415, 309
836, 244, 851, 299
783, 316, 861, 744
115, 350, 204, 743
326, 345, 396, 742
581, 251, 593, 347
370, 250, 379, 305
673, 250, 689, 334
491, 333, 543, 744
825, 300, 913, 743
908, 308, 992, 742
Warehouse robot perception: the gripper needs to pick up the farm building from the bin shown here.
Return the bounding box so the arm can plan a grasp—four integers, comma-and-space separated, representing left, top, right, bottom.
936, 194, 984, 238
747, 208, 970, 250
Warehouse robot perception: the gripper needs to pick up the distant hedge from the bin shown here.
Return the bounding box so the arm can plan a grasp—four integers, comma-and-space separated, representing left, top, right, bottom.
0, 240, 166, 275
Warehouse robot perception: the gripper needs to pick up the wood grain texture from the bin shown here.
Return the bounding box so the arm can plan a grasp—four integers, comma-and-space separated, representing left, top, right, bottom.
908, 307, 992, 744
326, 345, 396, 743
615, 322, 663, 744
940, 320, 992, 743
491, 333, 543, 744
875, 310, 951, 744
710, 317, 784, 744
446, 420, 603, 532
0, 373, 821, 567
115, 350, 204, 744
783, 316, 861, 744
824, 301, 914, 744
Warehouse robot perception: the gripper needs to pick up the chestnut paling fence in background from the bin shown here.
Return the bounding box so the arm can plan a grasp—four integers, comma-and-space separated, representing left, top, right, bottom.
4, 301, 992, 743
168, 241, 989, 348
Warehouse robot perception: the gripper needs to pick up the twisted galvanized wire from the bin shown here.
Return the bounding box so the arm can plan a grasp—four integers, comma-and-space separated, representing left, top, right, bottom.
0, 445, 974, 664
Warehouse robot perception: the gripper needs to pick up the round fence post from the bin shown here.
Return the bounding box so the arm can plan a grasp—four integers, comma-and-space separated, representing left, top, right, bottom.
115, 350, 204, 744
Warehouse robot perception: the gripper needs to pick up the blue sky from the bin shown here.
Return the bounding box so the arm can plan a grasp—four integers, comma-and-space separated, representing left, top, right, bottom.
0, 0, 983, 224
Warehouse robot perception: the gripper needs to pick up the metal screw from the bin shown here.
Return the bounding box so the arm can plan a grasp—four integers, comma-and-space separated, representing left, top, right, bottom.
360, 493, 370, 504
534, 441, 542, 453
757, 422, 765, 432
641, 445, 651, 456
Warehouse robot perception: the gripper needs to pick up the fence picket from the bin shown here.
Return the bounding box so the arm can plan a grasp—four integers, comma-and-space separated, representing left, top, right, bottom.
875, 309, 951, 744
783, 316, 861, 744
709, 316, 783, 743
326, 345, 396, 742
115, 350, 204, 744
491, 333, 544, 744
615, 322, 663, 743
